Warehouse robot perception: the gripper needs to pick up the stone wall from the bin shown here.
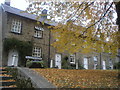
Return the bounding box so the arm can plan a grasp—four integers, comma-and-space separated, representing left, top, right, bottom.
0, 5, 2, 66
2, 13, 51, 66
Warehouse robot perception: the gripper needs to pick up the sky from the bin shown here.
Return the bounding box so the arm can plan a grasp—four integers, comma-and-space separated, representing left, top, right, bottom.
0, 0, 28, 10
0, 0, 117, 22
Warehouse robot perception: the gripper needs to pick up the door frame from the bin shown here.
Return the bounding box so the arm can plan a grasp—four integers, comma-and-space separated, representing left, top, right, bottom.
7, 49, 19, 67
83, 57, 88, 69
55, 53, 62, 69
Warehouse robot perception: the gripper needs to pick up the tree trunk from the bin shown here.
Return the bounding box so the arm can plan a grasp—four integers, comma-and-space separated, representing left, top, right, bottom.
114, 1, 120, 79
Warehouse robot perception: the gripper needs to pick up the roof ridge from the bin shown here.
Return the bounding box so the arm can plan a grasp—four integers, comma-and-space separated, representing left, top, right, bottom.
1, 4, 57, 26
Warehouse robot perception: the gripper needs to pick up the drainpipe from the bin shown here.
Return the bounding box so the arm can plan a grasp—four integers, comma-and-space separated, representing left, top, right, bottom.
100, 53, 102, 69
48, 28, 51, 68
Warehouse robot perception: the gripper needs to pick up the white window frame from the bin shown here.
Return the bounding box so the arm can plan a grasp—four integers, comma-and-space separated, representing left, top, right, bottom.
34, 30, 43, 38
34, 26, 44, 38
11, 19, 22, 34
32, 47, 41, 58
69, 54, 75, 64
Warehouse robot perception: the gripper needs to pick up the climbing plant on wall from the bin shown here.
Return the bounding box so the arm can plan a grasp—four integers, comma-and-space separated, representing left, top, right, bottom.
4, 38, 33, 66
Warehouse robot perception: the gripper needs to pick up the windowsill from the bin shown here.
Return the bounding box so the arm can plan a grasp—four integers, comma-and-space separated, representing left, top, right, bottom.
70, 62, 75, 64
34, 36, 43, 39
10, 31, 22, 35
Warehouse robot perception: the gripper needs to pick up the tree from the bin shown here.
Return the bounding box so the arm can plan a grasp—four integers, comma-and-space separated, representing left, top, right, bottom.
25, 0, 119, 57
114, 1, 120, 61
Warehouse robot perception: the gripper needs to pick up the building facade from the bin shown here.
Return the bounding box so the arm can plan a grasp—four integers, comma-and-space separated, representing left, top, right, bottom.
0, 1, 119, 69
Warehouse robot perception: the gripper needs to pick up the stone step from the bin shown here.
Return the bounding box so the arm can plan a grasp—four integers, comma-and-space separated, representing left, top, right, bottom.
0, 69, 6, 71
0, 85, 17, 88
0, 67, 17, 88
0, 76, 14, 80
0, 71, 7, 74
1, 81, 16, 86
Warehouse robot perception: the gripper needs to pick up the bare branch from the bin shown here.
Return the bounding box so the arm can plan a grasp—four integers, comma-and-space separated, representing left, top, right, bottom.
86, 2, 114, 30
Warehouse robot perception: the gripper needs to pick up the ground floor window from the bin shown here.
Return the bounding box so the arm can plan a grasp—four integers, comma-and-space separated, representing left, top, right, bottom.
32, 47, 41, 57
69, 54, 75, 64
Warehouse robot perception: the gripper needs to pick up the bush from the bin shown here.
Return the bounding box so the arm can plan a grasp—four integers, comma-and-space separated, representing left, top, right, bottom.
62, 56, 84, 69
4, 38, 33, 66
113, 62, 120, 69
26, 60, 45, 68
62, 56, 70, 69
6, 67, 34, 89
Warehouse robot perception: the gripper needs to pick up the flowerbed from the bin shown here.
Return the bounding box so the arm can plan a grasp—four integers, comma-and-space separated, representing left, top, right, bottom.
32, 69, 119, 88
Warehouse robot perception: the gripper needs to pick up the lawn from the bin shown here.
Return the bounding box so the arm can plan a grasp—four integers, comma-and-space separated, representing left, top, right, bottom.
32, 69, 119, 88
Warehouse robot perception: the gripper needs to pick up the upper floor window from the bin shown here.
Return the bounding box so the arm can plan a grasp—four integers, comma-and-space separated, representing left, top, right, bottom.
11, 19, 22, 34
69, 54, 75, 64
32, 47, 41, 58
34, 26, 44, 38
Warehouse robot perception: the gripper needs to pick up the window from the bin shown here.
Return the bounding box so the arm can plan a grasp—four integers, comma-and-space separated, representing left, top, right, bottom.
32, 47, 41, 57
34, 26, 44, 38
34, 30, 43, 38
69, 54, 75, 64
11, 19, 22, 34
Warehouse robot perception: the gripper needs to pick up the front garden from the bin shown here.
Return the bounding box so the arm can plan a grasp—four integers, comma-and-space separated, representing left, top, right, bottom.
32, 69, 119, 88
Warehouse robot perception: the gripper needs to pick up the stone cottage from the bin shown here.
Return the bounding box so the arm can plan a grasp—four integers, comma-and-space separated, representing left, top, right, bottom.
0, 0, 119, 69
0, 0, 57, 67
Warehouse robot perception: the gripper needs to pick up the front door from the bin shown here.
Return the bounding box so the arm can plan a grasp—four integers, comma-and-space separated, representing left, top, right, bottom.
7, 50, 19, 66
55, 54, 61, 69
102, 61, 106, 70
83, 58, 88, 69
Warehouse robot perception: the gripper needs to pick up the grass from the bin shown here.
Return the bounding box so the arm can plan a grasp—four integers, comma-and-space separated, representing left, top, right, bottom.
32, 69, 120, 88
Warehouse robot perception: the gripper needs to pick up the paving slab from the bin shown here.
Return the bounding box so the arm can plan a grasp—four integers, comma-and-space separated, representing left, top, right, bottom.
17, 67, 56, 88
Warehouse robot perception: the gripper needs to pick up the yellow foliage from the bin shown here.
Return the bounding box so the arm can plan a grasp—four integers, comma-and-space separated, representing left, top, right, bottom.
51, 21, 119, 56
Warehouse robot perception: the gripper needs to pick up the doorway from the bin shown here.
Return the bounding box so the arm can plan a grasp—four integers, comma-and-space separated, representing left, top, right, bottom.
83, 58, 88, 69
55, 54, 61, 69
7, 50, 19, 66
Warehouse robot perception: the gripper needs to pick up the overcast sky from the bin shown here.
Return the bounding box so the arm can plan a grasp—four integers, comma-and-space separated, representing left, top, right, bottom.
0, 0, 28, 10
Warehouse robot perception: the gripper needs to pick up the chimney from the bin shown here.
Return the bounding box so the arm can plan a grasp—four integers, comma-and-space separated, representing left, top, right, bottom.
4, 0, 11, 6
41, 9, 47, 20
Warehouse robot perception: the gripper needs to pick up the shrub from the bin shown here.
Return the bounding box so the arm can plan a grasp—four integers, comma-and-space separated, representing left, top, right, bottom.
6, 67, 34, 89
113, 62, 120, 69
62, 56, 70, 69
26, 60, 45, 68
4, 38, 33, 66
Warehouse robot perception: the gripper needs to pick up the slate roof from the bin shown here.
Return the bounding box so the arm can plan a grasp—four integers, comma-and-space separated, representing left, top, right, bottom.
1, 4, 57, 26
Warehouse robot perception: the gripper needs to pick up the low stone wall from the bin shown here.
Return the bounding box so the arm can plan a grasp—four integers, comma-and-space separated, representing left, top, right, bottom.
17, 67, 56, 88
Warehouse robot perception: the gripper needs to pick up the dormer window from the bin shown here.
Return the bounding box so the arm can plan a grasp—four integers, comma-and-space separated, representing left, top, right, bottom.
34, 26, 44, 38
11, 19, 22, 34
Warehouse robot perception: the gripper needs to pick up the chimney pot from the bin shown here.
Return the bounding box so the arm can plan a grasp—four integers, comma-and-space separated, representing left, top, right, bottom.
5, 0, 11, 6
41, 9, 47, 20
